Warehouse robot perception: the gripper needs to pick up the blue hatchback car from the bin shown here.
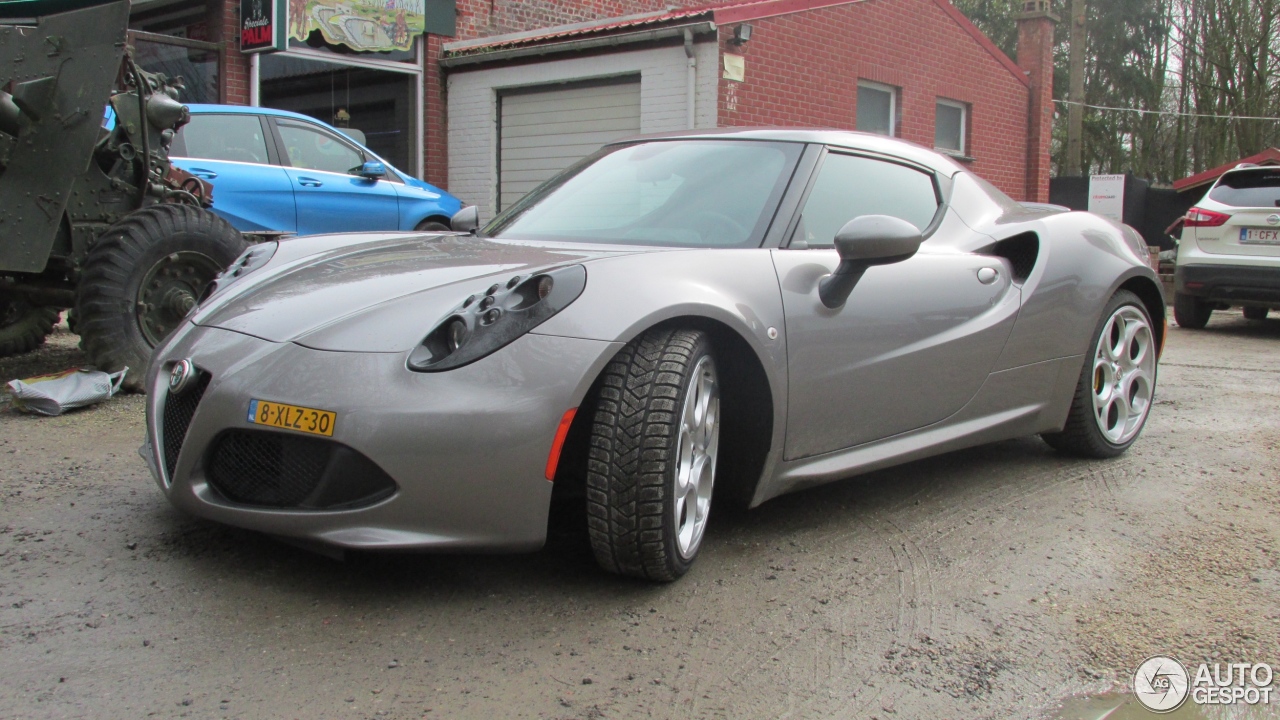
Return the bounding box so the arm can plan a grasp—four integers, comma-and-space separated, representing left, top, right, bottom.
170, 105, 461, 236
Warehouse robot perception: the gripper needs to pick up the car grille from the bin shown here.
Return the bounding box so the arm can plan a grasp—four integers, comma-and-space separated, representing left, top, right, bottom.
206, 430, 397, 510
162, 371, 211, 481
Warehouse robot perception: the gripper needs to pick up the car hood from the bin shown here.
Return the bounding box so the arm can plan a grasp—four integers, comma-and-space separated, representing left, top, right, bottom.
193, 233, 644, 352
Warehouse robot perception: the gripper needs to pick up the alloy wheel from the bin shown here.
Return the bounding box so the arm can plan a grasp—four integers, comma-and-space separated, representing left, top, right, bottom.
674, 355, 719, 559
1091, 305, 1156, 445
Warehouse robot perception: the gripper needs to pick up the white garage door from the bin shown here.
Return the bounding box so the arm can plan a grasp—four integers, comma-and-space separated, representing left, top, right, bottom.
498, 79, 641, 211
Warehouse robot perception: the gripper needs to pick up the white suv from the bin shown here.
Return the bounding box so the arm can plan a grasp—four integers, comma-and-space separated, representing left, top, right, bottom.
1174, 165, 1280, 328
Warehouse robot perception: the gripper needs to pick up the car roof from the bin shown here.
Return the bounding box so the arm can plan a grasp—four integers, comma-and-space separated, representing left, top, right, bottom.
607, 127, 968, 177
187, 104, 329, 124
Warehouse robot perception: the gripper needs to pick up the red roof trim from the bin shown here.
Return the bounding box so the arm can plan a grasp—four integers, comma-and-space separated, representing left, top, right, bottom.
712, 0, 862, 23
929, 0, 1029, 88
1172, 147, 1280, 192
443, 7, 714, 54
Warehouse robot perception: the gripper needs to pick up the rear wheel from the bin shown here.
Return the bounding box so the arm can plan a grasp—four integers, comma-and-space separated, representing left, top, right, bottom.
1242, 306, 1269, 321
0, 296, 60, 358
586, 328, 720, 581
1173, 292, 1212, 329
1042, 290, 1157, 458
77, 204, 245, 392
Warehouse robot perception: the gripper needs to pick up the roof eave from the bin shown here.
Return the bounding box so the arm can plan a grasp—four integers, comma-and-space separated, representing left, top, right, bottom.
441, 21, 718, 68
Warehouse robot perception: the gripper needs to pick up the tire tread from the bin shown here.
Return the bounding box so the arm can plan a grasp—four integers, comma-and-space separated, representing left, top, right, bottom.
586, 328, 707, 582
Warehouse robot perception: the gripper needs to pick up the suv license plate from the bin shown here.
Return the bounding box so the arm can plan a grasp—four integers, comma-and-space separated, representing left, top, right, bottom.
247, 399, 337, 437
1240, 228, 1280, 244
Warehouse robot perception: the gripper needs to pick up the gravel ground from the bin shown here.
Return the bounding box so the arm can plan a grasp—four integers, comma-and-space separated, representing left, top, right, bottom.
0, 313, 1277, 719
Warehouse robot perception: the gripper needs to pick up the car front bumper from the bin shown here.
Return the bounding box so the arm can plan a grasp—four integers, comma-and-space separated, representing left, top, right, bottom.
1175, 263, 1280, 305
144, 324, 620, 552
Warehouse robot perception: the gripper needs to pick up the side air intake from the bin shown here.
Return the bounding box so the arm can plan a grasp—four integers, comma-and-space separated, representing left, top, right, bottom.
988, 233, 1040, 283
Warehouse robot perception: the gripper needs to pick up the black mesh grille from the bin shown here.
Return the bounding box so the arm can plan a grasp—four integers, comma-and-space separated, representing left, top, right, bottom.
162, 371, 211, 480
207, 430, 397, 509
991, 233, 1040, 283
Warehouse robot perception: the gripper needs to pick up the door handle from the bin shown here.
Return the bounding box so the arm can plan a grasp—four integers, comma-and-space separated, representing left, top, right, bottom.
189, 168, 218, 179
298, 177, 323, 187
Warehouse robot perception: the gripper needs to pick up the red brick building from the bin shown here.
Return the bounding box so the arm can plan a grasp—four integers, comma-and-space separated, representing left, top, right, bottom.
130, 0, 1056, 214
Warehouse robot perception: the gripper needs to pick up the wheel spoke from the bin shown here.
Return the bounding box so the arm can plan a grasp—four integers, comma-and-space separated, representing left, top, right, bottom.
673, 356, 719, 560
1103, 316, 1124, 362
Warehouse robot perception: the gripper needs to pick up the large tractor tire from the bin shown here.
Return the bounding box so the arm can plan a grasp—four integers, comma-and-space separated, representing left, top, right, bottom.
77, 204, 245, 392
0, 296, 60, 358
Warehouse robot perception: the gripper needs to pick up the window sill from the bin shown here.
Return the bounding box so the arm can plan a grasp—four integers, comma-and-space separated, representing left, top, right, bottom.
935, 148, 975, 163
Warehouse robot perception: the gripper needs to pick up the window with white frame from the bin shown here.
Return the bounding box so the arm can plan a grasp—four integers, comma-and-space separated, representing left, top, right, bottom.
935, 99, 968, 155
856, 81, 897, 137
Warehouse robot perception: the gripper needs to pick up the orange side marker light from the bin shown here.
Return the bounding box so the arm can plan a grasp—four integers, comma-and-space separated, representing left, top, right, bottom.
545, 408, 578, 481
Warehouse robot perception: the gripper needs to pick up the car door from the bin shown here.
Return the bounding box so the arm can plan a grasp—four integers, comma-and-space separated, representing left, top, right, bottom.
772, 151, 1020, 460
272, 118, 400, 235
171, 113, 297, 233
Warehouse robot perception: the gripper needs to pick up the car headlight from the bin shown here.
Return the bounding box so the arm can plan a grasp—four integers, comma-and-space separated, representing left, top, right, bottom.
199, 241, 279, 304
408, 264, 587, 372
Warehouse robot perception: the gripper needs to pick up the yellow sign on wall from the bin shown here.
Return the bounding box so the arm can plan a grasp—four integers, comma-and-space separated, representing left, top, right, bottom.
288, 0, 425, 52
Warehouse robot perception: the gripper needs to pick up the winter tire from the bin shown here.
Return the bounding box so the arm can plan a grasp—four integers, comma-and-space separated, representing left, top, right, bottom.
586, 328, 720, 581
1043, 290, 1157, 458
0, 297, 60, 358
77, 204, 245, 392
1173, 292, 1211, 329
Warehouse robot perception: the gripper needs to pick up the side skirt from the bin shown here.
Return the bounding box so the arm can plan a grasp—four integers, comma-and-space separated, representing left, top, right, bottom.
753, 355, 1081, 505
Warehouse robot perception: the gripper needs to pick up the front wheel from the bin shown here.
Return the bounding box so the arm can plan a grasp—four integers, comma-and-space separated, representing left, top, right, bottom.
586, 328, 720, 581
1173, 292, 1212, 329
414, 219, 451, 233
77, 204, 246, 392
1042, 290, 1158, 458
1242, 306, 1269, 321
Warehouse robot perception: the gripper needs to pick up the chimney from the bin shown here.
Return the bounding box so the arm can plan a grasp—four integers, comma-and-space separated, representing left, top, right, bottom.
1015, 0, 1058, 202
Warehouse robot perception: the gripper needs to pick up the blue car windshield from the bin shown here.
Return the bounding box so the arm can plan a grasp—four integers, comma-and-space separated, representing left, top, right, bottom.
487, 140, 803, 248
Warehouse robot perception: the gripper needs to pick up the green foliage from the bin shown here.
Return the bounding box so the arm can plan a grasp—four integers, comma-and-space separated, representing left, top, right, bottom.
951, 0, 1280, 184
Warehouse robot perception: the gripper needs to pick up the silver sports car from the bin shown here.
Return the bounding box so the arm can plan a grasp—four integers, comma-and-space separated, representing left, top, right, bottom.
143, 129, 1164, 581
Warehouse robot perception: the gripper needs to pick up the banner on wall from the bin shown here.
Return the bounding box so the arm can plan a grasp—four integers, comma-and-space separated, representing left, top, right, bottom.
288, 0, 426, 52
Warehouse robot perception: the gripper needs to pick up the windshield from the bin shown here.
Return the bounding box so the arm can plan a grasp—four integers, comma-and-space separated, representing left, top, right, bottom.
486, 140, 804, 247
1208, 169, 1280, 208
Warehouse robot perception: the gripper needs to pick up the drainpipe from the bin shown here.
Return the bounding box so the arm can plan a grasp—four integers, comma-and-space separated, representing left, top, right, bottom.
683, 28, 696, 129
249, 52, 260, 106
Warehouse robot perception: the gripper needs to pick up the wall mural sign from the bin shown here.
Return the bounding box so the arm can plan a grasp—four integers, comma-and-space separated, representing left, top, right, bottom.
288, 0, 425, 52
241, 0, 288, 53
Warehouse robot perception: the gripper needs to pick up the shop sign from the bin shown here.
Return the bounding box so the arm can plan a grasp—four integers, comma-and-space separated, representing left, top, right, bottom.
241, 0, 288, 53
289, 0, 426, 52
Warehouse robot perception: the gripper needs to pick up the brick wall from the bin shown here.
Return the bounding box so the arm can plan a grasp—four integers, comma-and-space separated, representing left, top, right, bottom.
714, 0, 1034, 200
1015, 8, 1056, 203
217, 0, 252, 105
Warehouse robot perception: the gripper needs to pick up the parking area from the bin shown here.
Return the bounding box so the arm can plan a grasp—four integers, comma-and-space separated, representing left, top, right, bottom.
1, 313, 1277, 719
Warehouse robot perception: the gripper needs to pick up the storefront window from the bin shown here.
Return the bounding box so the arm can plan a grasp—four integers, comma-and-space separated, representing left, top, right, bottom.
132, 38, 220, 104
259, 53, 418, 174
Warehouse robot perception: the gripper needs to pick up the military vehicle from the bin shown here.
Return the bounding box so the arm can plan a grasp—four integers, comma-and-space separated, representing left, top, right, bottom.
0, 0, 245, 389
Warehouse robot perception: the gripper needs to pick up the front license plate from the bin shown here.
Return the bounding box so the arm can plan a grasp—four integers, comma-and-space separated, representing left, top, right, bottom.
247, 399, 336, 437
1240, 228, 1280, 244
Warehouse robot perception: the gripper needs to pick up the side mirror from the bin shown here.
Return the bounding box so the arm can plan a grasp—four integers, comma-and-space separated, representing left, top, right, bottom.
450, 205, 480, 234
818, 215, 923, 309
356, 160, 386, 179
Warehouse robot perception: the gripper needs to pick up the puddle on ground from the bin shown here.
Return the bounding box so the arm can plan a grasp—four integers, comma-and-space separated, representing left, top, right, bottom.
1053, 693, 1212, 720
